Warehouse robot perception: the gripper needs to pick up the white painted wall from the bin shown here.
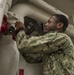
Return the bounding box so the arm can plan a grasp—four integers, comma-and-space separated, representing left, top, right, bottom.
17, 54, 42, 75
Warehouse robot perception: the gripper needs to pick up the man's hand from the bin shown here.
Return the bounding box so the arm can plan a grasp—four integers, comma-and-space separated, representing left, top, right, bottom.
15, 21, 25, 30
12, 21, 25, 40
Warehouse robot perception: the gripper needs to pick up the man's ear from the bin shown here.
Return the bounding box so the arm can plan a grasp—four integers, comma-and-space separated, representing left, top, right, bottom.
57, 22, 64, 29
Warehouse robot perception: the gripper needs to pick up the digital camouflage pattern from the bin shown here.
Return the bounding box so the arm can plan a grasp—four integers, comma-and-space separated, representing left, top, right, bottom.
22, 53, 43, 63
16, 30, 74, 75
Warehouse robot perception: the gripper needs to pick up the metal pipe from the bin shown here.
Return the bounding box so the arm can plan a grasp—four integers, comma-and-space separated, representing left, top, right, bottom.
30, 0, 68, 18
10, 3, 50, 23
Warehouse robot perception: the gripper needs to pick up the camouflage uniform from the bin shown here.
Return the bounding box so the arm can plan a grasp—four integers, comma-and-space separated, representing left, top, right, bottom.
16, 30, 74, 75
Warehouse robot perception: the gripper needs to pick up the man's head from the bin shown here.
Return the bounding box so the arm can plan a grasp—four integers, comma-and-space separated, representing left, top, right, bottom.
44, 14, 68, 32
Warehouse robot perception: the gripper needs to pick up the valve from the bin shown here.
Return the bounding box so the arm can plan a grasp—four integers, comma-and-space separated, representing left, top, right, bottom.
0, 14, 9, 34
0, 14, 15, 35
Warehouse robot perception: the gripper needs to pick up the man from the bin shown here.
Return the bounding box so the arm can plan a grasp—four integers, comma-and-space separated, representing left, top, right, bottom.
15, 14, 74, 75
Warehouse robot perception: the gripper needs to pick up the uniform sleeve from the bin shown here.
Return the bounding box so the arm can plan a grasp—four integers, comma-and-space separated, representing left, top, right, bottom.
16, 30, 67, 54
23, 53, 43, 63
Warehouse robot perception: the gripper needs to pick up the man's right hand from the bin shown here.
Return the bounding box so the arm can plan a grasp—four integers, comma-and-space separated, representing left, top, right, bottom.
12, 21, 25, 40
15, 21, 25, 30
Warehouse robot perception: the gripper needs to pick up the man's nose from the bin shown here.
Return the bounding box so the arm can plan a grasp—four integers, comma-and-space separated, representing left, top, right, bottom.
45, 23, 48, 26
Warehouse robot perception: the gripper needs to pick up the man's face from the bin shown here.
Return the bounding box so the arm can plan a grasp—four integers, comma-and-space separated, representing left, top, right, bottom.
44, 16, 58, 32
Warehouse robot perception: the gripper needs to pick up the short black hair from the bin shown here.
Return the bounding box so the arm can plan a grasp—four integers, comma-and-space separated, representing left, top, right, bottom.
52, 14, 68, 32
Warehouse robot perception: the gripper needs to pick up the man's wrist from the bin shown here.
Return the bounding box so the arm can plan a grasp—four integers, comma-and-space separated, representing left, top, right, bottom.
15, 27, 25, 34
